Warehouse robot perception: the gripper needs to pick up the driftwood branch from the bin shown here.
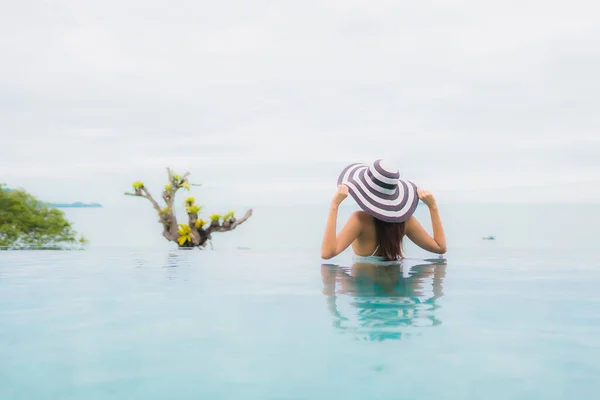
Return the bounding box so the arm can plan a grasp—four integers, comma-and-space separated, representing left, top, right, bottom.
164, 169, 191, 208
124, 189, 161, 213
187, 212, 201, 246
126, 188, 179, 241
126, 169, 251, 248
142, 188, 162, 212
208, 209, 253, 233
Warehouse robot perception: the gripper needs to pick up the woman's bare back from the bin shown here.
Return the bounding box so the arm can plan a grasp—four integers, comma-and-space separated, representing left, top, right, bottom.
350, 211, 380, 257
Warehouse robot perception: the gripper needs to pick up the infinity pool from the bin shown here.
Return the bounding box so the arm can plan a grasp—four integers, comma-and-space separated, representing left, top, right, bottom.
1, 246, 599, 399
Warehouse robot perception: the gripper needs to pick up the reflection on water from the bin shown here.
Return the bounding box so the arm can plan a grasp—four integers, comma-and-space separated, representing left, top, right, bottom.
130, 250, 194, 281
165, 252, 180, 269
321, 258, 447, 341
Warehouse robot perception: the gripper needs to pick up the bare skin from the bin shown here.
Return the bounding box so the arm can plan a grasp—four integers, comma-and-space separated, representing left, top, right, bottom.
321, 185, 447, 259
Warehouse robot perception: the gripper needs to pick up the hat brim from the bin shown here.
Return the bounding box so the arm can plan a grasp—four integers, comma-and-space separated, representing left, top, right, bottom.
337, 163, 419, 223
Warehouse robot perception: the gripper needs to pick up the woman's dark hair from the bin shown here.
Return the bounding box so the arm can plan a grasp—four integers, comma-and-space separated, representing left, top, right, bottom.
374, 218, 406, 261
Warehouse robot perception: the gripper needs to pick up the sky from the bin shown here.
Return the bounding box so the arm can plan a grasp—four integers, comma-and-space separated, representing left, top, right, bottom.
1, 0, 599, 206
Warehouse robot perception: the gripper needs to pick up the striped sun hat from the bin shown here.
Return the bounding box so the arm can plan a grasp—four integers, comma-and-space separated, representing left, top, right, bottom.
337, 159, 419, 223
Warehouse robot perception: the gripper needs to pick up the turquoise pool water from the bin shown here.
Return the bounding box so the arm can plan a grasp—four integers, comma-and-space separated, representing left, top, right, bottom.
1, 204, 600, 399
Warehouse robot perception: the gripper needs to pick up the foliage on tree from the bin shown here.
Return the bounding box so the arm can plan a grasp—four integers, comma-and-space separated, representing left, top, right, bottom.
0, 184, 87, 250
125, 169, 252, 248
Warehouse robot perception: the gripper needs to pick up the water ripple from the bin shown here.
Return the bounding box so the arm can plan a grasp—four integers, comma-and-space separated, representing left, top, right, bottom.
320, 258, 447, 341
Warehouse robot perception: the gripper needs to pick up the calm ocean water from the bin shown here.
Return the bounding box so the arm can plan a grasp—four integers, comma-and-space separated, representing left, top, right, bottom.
1, 203, 599, 399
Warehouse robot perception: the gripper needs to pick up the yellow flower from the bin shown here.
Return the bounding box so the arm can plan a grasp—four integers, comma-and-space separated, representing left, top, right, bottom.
195, 219, 207, 229
186, 205, 201, 214
177, 224, 193, 246
223, 211, 235, 221
209, 213, 222, 222
181, 180, 190, 190
185, 197, 195, 205
165, 183, 173, 192
132, 181, 144, 190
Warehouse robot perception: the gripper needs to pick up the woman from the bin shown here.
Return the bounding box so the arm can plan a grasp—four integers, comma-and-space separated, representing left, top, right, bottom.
321, 159, 446, 260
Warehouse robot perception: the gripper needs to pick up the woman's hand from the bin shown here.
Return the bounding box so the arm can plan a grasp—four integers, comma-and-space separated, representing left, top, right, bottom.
331, 184, 349, 207
417, 188, 437, 209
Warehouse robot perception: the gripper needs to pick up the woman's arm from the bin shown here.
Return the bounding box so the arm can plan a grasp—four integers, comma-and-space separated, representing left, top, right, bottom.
405, 189, 447, 254
321, 185, 362, 259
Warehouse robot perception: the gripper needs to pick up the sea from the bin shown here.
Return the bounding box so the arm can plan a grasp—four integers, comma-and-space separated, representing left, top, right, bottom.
1, 203, 599, 399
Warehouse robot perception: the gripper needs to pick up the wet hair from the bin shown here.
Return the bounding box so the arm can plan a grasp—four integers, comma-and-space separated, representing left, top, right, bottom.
373, 218, 406, 261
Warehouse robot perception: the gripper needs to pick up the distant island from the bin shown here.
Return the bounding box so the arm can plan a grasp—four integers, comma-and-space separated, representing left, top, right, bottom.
48, 202, 103, 208
2, 187, 103, 208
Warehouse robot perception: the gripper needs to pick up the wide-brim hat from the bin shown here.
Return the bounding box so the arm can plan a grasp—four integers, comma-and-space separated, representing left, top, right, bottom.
337, 159, 419, 223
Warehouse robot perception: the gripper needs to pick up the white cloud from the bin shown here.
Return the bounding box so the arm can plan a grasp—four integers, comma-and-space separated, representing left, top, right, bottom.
1, 0, 599, 205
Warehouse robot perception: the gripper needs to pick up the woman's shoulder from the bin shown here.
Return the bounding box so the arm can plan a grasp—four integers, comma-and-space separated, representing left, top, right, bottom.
405, 215, 417, 226
404, 215, 420, 233
350, 210, 373, 223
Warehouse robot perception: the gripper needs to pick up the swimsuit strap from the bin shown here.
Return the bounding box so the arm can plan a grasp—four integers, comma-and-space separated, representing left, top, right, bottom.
370, 245, 380, 257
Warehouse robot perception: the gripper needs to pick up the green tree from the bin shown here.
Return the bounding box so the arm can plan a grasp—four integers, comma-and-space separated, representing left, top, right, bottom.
0, 184, 86, 250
